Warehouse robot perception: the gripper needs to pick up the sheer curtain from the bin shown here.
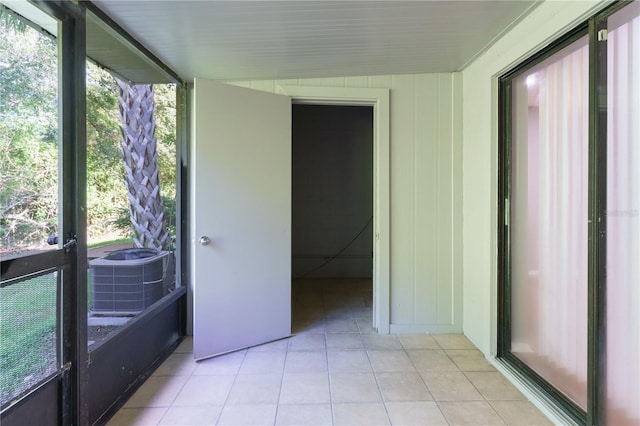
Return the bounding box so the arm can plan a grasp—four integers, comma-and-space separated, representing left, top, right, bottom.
510, 38, 589, 409
606, 4, 640, 424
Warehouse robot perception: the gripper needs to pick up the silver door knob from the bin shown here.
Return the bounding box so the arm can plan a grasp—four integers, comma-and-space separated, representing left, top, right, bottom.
199, 236, 210, 246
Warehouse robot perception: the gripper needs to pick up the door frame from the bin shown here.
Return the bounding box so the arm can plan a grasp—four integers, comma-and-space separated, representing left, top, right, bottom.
279, 85, 390, 334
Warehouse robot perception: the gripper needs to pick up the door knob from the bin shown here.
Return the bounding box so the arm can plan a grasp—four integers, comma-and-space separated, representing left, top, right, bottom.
199, 236, 210, 246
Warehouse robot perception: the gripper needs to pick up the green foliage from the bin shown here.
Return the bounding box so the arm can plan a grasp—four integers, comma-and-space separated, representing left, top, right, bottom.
87, 237, 133, 249
150, 83, 177, 237
0, 7, 27, 33
153, 83, 177, 206
0, 274, 57, 405
87, 74, 177, 244
0, 18, 58, 251
0, 14, 178, 252
86, 63, 129, 240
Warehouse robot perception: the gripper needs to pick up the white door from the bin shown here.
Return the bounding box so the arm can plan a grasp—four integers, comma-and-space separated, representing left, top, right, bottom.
192, 78, 291, 360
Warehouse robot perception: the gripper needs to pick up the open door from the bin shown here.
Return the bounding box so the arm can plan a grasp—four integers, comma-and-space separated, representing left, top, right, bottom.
191, 79, 291, 360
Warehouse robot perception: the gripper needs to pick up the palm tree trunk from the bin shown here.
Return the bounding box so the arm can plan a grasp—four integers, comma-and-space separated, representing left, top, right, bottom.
117, 80, 169, 250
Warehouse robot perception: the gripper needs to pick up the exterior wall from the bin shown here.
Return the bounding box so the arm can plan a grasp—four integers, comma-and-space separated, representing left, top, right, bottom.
461, 0, 608, 355
230, 73, 463, 333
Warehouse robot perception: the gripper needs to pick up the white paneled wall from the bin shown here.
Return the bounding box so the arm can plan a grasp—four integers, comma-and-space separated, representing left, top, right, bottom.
229, 73, 463, 333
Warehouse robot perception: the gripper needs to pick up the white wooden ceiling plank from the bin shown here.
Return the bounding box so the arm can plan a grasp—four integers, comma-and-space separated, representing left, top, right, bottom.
90, 0, 539, 81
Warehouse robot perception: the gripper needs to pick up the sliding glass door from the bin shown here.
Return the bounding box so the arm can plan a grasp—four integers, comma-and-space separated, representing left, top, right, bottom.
499, 1, 639, 424
508, 34, 589, 411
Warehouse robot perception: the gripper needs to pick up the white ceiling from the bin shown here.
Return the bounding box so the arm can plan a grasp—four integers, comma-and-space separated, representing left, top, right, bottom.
90, 0, 540, 82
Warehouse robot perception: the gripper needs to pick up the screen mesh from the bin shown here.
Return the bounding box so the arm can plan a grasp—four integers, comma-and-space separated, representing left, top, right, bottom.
0, 272, 58, 406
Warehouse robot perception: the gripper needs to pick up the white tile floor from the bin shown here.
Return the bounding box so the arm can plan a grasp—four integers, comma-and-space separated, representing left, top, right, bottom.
107, 279, 552, 425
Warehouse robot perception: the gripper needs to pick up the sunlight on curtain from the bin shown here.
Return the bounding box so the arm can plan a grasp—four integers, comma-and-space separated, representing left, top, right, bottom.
605, 2, 640, 424
510, 36, 589, 410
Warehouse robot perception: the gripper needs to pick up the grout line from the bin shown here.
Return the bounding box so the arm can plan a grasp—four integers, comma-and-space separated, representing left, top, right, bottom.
326, 347, 336, 425
111, 281, 545, 425
273, 348, 289, 425
214, 349, 248, 424
320, 289, 336, 425
361, 334, 392, 424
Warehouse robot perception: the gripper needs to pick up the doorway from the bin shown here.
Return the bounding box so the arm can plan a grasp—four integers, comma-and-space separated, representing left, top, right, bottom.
291, 104, 374, 332
191, 81, 391, 359
292, 104, 373, 279
281, 84, 391, 334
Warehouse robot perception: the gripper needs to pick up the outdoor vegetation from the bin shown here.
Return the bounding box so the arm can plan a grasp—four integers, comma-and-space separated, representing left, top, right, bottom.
0, 274, 57, 406
0, 12, 177, 255
1, 10, 177, 407
0, 15, 58, 253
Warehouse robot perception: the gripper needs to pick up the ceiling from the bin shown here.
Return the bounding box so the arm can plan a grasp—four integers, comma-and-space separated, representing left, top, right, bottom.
90, 0, 540, 83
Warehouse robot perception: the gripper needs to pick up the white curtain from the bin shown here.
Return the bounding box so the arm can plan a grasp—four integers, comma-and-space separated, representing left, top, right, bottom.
510, 40, 589, 410
606, 7, 640, 425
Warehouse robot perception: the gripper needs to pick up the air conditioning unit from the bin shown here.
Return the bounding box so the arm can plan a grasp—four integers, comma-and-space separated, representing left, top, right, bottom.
89, 248, 170, 315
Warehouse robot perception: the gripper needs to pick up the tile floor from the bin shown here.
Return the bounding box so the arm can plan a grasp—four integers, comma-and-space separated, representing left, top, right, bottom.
107, 279, 552, 425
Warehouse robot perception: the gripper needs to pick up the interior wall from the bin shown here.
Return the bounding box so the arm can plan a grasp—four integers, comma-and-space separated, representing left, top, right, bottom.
461, 0, 608, 355
229, 73, 463, 333
292, 104, 373, 279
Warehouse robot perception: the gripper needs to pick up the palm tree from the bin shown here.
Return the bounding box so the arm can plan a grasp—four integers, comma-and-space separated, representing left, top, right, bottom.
116, 80, 169, 250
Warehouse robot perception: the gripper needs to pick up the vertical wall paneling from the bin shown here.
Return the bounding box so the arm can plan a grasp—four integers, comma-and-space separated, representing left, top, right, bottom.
345, 76, 369, 88
438, 74, 455, 326
229, 73, 462, 333
297, 78, 321, 87
368, 75, 393, 89
231, 81, 251, 88
452, 72, 464, 330
390, 74, 417, 325
319, 77, 347, 87
251, 80, 276, 93
415, 74, 440, 325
